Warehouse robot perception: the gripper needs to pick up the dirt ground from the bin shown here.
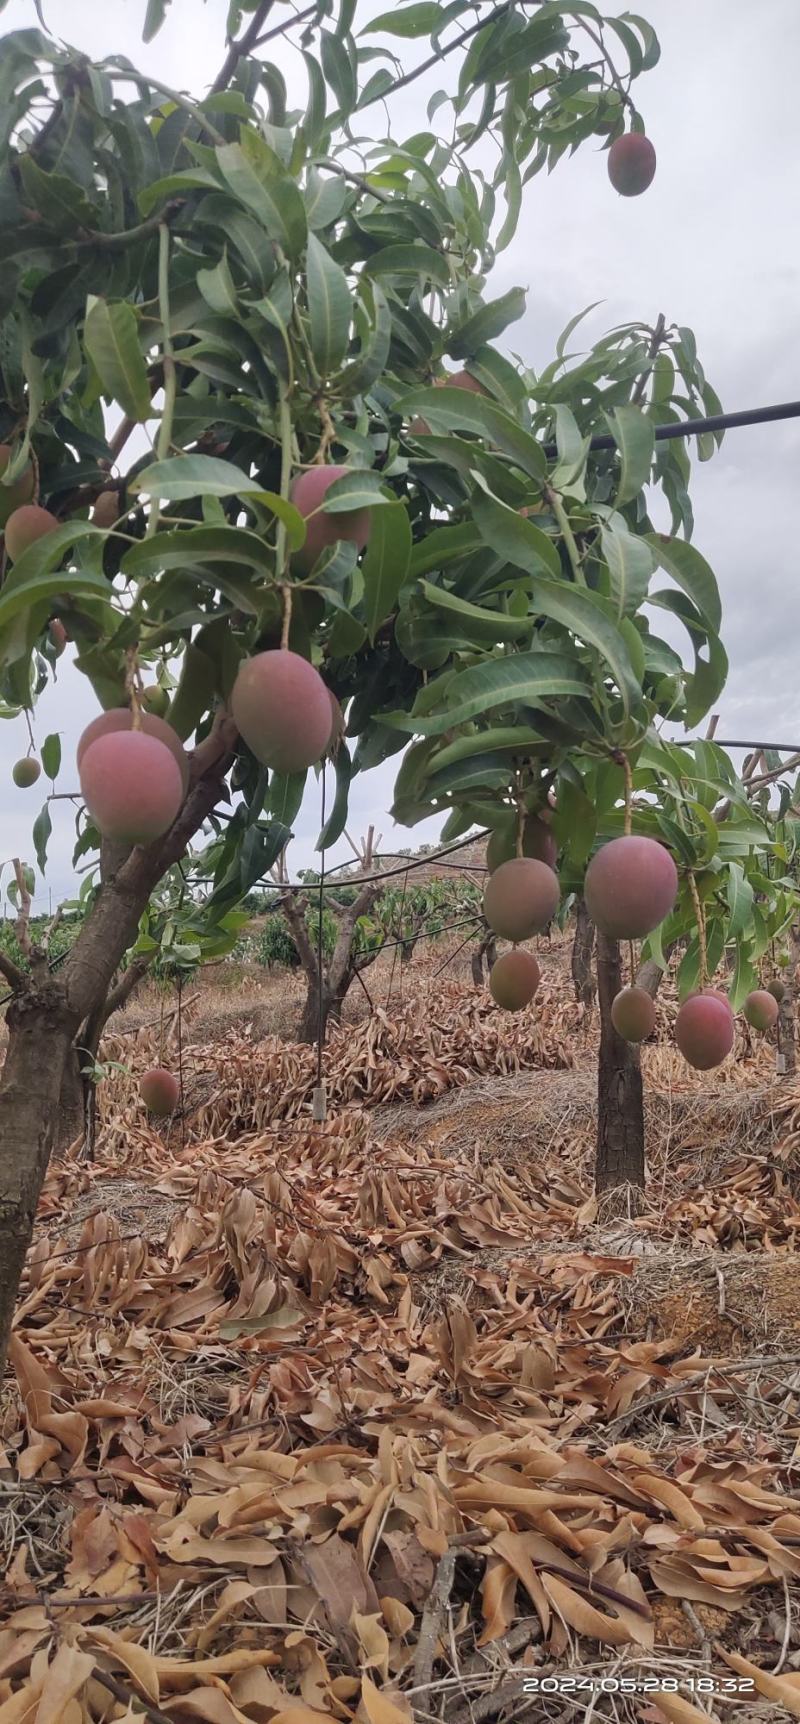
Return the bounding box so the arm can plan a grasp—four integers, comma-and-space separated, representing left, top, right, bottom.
3, 931, 800, 1723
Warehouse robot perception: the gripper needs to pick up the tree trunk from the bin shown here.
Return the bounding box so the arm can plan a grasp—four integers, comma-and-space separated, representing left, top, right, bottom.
0, 989, 77, 1370
297, 976, 337, 1045
571, 897, 596, 1009
471, 926, 497, 988
55, 1045, 86, 1157
595, 931, 645, 1196
777, 930, 799, 1079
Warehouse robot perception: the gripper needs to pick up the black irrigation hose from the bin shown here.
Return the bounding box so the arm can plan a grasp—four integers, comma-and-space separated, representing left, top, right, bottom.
542, 397, 800, 459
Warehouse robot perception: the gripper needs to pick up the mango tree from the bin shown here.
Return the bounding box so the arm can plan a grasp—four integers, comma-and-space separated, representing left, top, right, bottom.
0, 0, 765, 1366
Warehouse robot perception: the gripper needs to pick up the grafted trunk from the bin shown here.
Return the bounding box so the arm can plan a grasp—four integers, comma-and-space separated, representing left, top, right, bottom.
0, 988, 77, 1371
55, 1046, 85, 1157
595, 931, 645, 1196
571, 897, 596, 1009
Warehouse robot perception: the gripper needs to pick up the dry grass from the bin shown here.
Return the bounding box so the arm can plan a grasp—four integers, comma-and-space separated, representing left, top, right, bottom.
4, 929, 800, 1722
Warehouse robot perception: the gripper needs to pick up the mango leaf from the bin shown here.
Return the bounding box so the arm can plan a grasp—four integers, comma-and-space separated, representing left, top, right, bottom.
600, 518, 654, 618
123, 521, 304, 571
41, 733, 61, 780
321, 470, 393, 513
317, 742, 352, 849
606, 404, 654, 506
729, 941, 758, 1012
395, 385, 547, 482
336, 280, 391, 396
429, 725, 546, 772
383, 650, 591, 734
408, 523, 483, 578
197, 253, 238, 317
320, 30, 357, 117
646, 533, 722, 635
447, 287, 526, 359
0, 524, 108, 636
361, 503, 411, 642
726, 860, 755, 942
215, 142, 307, 255
361, 3, 442, 35
471, 486, 561, 578
364, 243, 450, 287
418, 580, 532, 644
269, 770, 307, 826
306, 232, 351, 377
84, 298, 151, 422
32, 801, 51, 876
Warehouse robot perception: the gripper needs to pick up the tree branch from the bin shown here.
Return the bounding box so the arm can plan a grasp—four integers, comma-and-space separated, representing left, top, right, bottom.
0, 950, 25, 991
211, 0, 277, 94
358, 0, 515, 110
12, 861, 32, 961
74, 199, 184, 253
279, 889, 319, 976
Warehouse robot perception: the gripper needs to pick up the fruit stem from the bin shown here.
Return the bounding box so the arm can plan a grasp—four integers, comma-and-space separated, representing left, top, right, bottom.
24, 710, 35, 753
621, 752, 633, 836
628, 939, 636, 986
147, 223, 177, 541
276, 394, 292, 580
280, 584, 293, 653
545, 484, 585, 586
687, 871, 708, 986
125, 647, 143, 732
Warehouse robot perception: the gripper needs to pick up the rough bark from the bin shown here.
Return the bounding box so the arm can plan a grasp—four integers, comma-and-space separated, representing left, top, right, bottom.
571, 897, 596, 1009
595, 931, 645, 1196
471, 924, 497, 988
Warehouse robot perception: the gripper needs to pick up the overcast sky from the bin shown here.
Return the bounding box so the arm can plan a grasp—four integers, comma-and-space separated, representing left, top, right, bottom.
1, 0, 798, 910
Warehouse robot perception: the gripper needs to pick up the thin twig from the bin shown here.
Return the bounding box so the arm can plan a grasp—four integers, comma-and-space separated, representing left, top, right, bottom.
12, 859, 33, 960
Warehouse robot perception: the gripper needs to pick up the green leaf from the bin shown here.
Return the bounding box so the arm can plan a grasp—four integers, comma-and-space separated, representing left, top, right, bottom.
447, 287, 526, 359
646, 533, 722, 635
527, 579, 642, 716
726, 860, 755, 942
84, 299, 151, 422
419, 580, 532, 644
471, 487, 562, 578
143, 0, 171, 40
129, 459, 302, 547
607, 404, 654, 506
32, 801, 51, 877
361, 503, 412, 642
364, 243, 450, 287
138, 169, 223, 218
301, 52, 328, 149
321, 470, 393, 513
41, 733, 61, 781
395, 385, 547, 482
215, 142, 307, 256
320, 30, 357, 116
361, 3, 441, 35
317, 742, 352, 849
729, 940, 757, 1013
306, 232, 351, 377
269, 770, 307, 826
495, 155, 521, 252
18, 153, 97, 231
0, 524, 108, 640
429, 725, 546, 772
384, 650, 591, 735
336, 280, 391, 396
123, 521, 304, 571
196, 253, 239, 317
408, 523, 483, 578
600, 518, 654, 618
